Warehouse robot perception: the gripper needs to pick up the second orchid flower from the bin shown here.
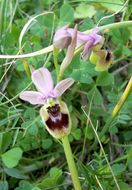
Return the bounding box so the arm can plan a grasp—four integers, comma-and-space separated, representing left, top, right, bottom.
53, 25, 113, 71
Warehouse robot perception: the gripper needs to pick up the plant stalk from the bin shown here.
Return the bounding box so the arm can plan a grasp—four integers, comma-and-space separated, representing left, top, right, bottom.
53, 47, 60, 82
112, 76, 132, 117
20, 49, 31, 78
54, 46, 82, 189
62, 136, 82, 190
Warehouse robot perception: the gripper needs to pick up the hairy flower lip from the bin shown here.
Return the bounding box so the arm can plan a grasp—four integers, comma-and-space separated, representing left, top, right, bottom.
106, 51, 112, 62
90, 48, 113, 71
46, 103, 69, 130
40, 100, 71, 139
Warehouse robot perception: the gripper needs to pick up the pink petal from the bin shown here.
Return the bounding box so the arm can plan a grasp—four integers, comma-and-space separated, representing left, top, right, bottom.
88, 28, 102, 45
19, 91, 45, 105
77, 32, 91, 43
81, 40, 93, 61
53, 25, 72, 49
68, 28, 89, 45
68, 27, 102, 46
53, 78, 74, 97
92, 34, 102, 45
31, 68, 53, 97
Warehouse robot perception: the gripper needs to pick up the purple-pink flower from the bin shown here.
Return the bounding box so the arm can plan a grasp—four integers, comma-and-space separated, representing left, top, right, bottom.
19, 67, 74, 105
53, 26, 103, 61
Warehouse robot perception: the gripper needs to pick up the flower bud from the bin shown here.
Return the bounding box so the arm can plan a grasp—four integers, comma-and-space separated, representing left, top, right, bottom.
53, 26, 72, 49
40, 99, 71, 139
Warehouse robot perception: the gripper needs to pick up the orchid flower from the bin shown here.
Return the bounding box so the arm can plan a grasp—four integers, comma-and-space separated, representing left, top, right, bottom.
20, 67, 74, 105
20, 67, 74, 139
53, 25, 103, 61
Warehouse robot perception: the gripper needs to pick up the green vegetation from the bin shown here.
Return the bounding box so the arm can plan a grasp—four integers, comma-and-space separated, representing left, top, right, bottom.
0, 0, 132, 189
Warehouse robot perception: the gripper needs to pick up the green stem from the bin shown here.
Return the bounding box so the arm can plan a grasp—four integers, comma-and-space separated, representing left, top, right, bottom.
53, 47, 81, 189
112, 76, 132, 117
85, 21, 132, 34
53, 47, 60, 82
20, 49, 31, 78
62, 136, 82, 190
99, 20, 132, 31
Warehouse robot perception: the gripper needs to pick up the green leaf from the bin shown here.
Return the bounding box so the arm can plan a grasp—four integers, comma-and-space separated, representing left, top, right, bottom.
38, 167, 62, 188
42, 139, 53, 149
122, 46, 132, 56
4, 168, 28, 179
2, 147, 23, 168
96, 72, 114, 86
87, 87, 103, 105
78, 162, 96, 184
124, 131, 132, 141
50, 167, 62, 178
69, 56, 97, 82
112, 164, 126, 176
74, 3, 96, 19
16, 60, 25, 71
72, 69, 93, 84
119, 182, 132, 190
24, 108, 36, 120
79, 17, 94, 31
95, 11, 115, 25
0, 181, 8, 190
85, 127, 94, 140
38, 178, 54, 188
111, 28, 130, 45
109, 125, 118, 134
127, 148, 132, 170
60, 4, 74, 25
32, 187, 41, 190
28, 125, 38, 136
71, 128, 81, 140
21, 120, 38, 136
15, 180, 33, 190
97, 0, 124, 12
0, 133, 3, 152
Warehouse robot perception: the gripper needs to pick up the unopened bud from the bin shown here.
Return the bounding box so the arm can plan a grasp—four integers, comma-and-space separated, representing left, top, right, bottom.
53, 26, 72, 49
